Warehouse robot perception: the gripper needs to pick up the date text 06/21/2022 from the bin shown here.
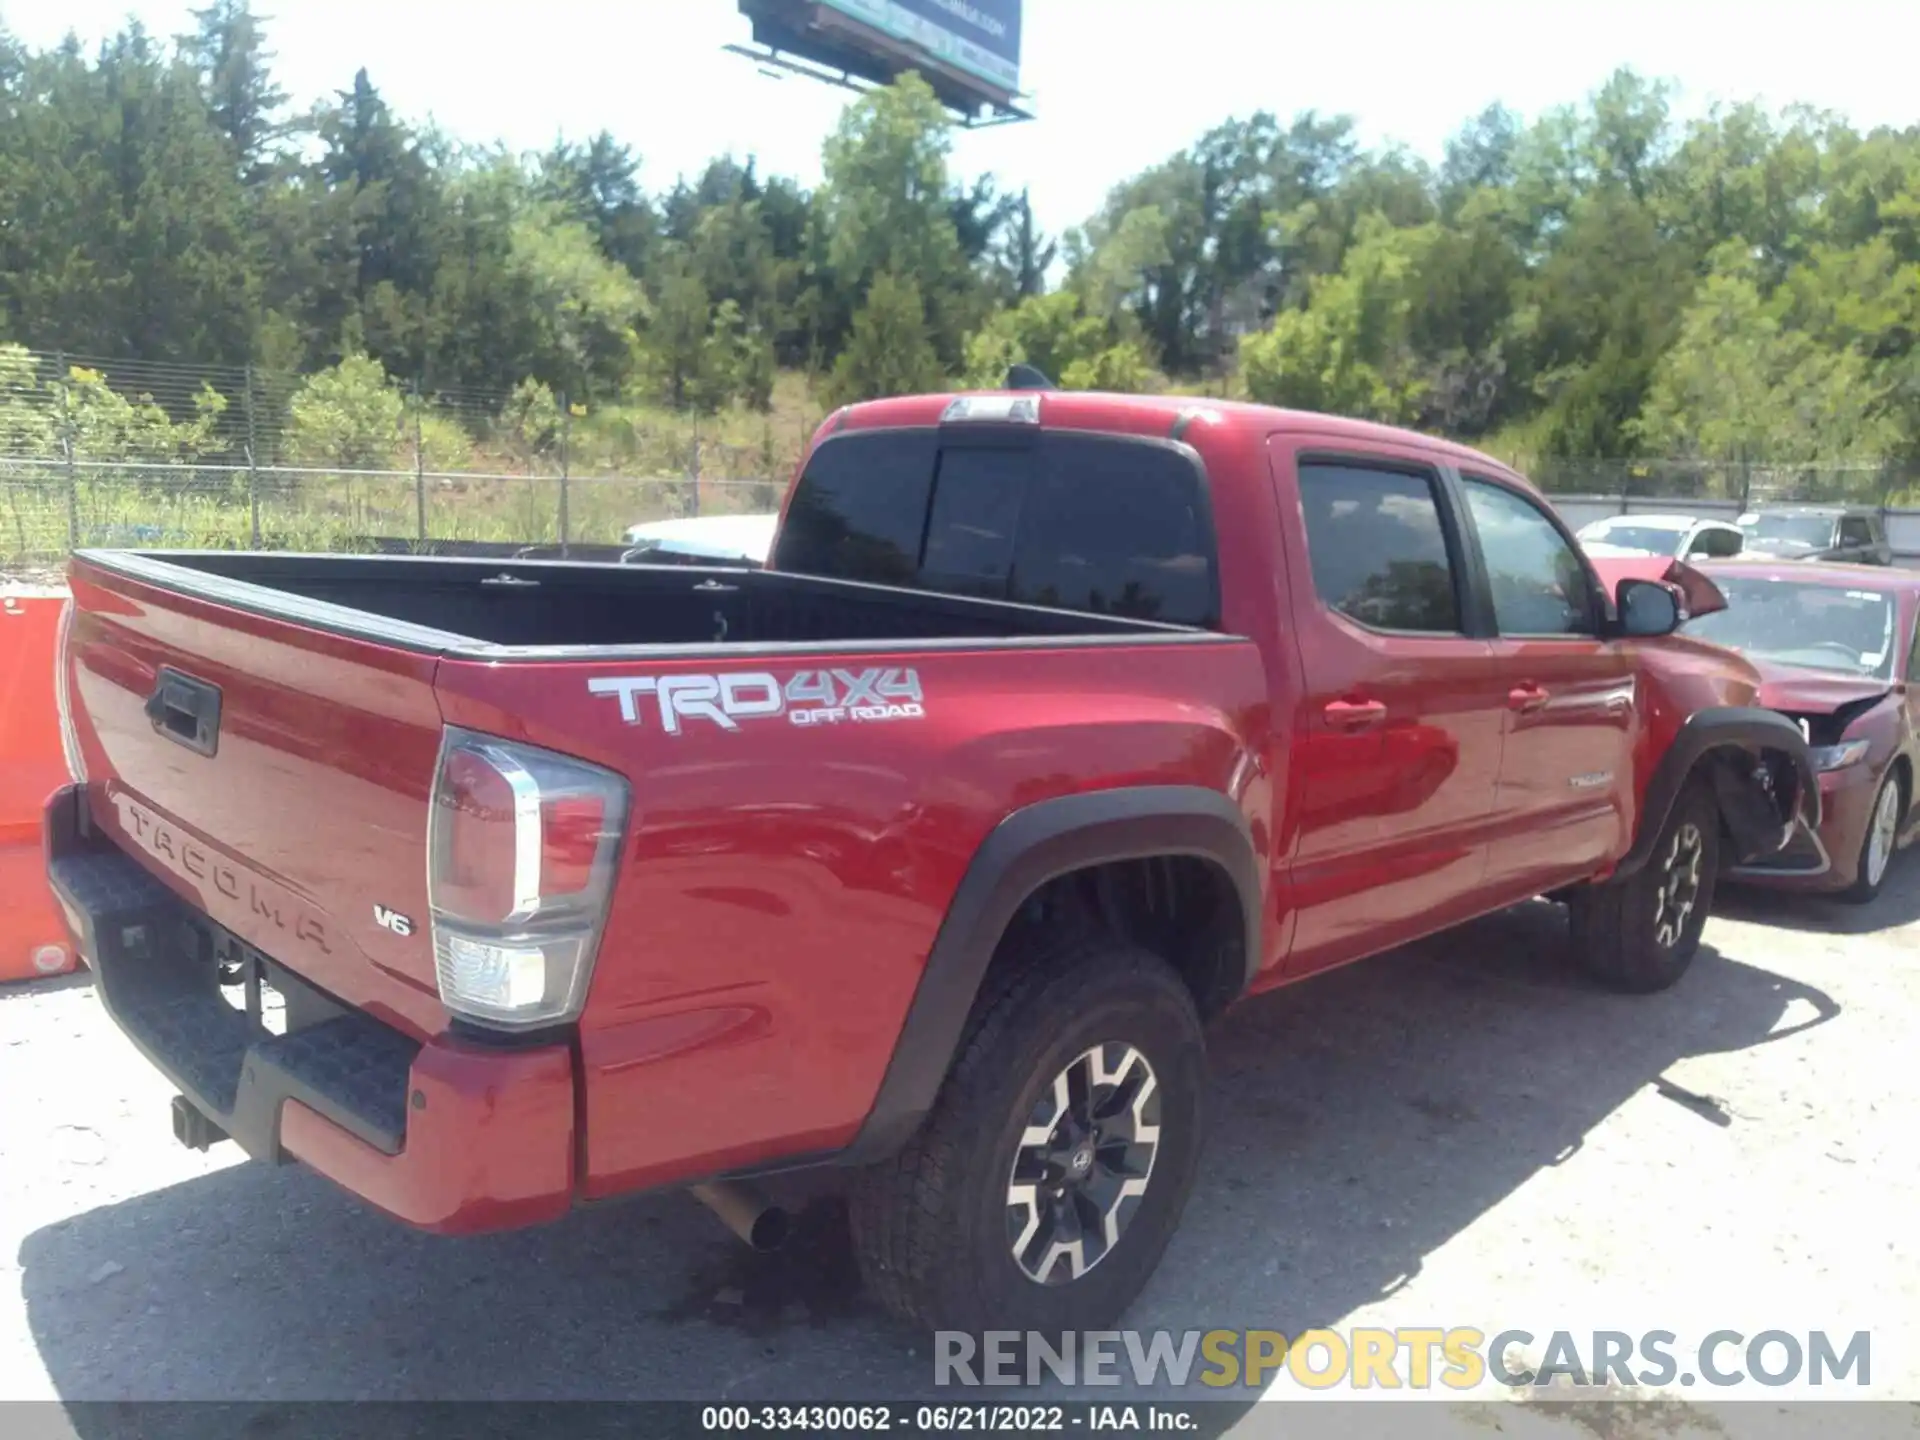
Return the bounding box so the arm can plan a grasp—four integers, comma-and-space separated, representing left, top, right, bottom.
699, 1404, 1194, 1432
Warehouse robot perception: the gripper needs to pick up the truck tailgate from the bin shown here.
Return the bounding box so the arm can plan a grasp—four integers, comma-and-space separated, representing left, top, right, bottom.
63, 558, 450, 1039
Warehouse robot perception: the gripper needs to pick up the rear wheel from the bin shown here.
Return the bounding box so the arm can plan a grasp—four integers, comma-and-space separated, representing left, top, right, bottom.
849, 937, 1206, 1335
1841, 768, 1905, 905
1569, 780, 1719, 993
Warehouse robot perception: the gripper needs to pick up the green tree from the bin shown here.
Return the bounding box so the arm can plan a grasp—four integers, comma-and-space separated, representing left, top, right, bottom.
1521, 185, 1692, 457
0, 25, 260, 363
815, 74, 971, 361
506, 199, 646, 398
637, 259, 719, 410
67, 365, 228, 461
995, 189, 1055, 299
311, 68, 443, 371
536, 131, 656, 276
497, 377, 562, 465
824, 272, 944, 407
961, 291, 1153, 392
179, 0, 289, 186
1239, 215, 1424, 423
287, 352, 404, 467
1634, 248, 1902, 464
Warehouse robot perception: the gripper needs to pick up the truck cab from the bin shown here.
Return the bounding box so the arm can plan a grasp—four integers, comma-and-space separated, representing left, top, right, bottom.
1738, 504, 1893, 566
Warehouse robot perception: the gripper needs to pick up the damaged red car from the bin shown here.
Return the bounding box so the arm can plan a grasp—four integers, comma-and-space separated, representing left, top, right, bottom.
1682, 561, 1920, 902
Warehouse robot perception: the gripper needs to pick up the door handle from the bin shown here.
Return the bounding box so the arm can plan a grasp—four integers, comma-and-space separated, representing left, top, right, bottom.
1508, 683, 1550, 714
1324, 698, 1388, 731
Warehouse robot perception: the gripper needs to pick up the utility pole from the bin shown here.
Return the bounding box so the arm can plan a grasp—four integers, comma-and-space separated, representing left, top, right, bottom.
412, 379, 427, 544
558, 392, 572, 555
244, 364, 261, 548
55, 351, 77, 552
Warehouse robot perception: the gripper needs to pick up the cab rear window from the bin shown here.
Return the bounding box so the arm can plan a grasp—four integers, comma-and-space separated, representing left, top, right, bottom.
773, 429, 1221, 628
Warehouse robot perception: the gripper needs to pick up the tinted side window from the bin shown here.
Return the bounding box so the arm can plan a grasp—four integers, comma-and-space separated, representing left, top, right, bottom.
1296, 462, 1460, 633
1462, 478, 1597, 636
1839, 516, 1872, 546
1010, 438, 1218, 626
1687, 526, 1741, 559
771, 431, 936, 585
1701, 527, 1744, 558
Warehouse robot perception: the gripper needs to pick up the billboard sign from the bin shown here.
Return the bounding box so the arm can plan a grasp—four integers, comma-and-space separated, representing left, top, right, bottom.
816, 0, 1022, 96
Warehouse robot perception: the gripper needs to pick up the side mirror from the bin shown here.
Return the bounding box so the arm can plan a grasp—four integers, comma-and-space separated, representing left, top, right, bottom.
1616, 578, 1682, 637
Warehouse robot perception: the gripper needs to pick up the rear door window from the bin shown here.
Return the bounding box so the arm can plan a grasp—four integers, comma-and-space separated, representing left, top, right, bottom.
776, 429, 1221, 627
1296, 461, 1461, 633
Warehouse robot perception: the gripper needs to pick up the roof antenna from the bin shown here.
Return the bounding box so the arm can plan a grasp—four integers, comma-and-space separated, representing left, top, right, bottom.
1005, 364, 1053, 391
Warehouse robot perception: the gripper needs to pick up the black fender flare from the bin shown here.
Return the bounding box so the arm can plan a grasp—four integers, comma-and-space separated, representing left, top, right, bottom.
840, 785, 1261, 1164
1615, 707, 1820, 879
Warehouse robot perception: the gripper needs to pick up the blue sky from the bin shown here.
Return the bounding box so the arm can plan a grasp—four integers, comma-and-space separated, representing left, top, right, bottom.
7, 0, 1916, 240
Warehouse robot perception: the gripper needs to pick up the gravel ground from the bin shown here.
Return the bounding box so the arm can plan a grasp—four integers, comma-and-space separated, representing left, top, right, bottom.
3, 859, 1918, 1436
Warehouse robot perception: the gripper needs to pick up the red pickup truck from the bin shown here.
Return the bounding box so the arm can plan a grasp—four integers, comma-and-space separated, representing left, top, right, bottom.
45, 388, 1818, 1336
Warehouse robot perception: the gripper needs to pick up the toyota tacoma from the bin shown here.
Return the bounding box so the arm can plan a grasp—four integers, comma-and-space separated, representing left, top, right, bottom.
45, 385, 1817, 1335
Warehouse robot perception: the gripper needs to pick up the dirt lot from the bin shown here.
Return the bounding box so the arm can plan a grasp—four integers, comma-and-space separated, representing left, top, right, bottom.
2, 857, 1917, 1434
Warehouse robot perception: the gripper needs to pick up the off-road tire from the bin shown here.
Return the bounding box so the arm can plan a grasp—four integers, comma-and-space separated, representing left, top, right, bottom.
1840, 767, 1906, 905
848, 936, 1207, 1335
1569, 779, 1719, 993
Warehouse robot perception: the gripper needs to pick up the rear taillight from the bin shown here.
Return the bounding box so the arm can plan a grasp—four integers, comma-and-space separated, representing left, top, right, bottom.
426, 728, 628, 1030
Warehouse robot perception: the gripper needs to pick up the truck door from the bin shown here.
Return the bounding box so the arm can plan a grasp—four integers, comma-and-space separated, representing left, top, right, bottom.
1269, 439, 1507, 974
1454, 473, 1637, 898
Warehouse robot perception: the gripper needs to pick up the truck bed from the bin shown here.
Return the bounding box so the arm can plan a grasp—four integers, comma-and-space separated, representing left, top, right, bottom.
57, 545, 1250, 1053
92, 549, 1196, 657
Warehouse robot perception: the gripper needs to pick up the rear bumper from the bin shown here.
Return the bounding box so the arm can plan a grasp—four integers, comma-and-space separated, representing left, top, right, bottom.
44, 784, 576, 1235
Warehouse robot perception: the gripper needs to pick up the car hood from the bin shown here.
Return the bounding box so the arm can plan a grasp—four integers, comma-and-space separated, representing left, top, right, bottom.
1741, 536, 1821, 557
1750, 660, 1893, 715
1580, 540, 1671, 559
622, 512, 779, 562
1587, 555, 1728, 617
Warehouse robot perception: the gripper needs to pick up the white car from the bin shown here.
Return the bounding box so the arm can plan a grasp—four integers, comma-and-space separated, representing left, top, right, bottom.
621, 512, 779, 565
1574, 513, 1745, 563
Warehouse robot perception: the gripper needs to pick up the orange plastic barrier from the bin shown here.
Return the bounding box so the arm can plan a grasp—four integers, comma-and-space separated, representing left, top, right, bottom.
0, 587, 78, 981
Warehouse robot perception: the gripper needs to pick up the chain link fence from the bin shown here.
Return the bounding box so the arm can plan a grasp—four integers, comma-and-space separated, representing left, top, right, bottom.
0, 345, 815, 571
1530, 458, 1920, 508
8, 343, 1920, 572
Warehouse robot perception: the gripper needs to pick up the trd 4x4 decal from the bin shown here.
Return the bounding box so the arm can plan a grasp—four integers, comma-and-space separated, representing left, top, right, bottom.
589, 667, 925, 735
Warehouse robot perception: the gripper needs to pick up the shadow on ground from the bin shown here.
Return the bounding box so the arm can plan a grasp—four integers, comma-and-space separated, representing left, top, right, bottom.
1717, 843, 1920, 934
18, 891, 1845, 1412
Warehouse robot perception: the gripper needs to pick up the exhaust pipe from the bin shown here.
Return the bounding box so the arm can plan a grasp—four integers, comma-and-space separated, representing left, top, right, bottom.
691, 1180, 790, 1252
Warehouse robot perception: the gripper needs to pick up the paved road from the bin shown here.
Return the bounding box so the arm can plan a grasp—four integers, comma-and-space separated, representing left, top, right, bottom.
3, 858, 1918, 1433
